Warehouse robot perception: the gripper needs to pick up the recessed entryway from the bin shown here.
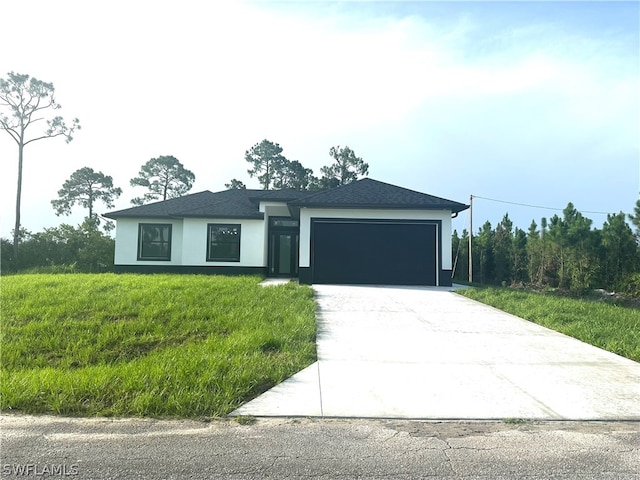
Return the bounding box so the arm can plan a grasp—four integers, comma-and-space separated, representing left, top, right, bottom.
268, 217, 299, 278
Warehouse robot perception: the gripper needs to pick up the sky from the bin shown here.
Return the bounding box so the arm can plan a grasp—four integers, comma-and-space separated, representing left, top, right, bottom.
1, 0, 638, 240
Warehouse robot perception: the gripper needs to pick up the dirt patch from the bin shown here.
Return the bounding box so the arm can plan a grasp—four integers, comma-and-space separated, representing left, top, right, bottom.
379, 419, 640, 439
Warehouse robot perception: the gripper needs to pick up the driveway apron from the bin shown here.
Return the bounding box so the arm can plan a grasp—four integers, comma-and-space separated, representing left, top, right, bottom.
233, 285, 640, 419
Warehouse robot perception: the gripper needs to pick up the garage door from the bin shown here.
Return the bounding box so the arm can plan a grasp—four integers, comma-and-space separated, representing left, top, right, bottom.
312, 220, 438, 285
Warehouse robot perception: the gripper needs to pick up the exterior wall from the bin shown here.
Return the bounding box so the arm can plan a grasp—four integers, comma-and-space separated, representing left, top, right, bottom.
298, 208, 453, 269
181, 218, 265, 267
259, 202, 291, 217
114, 217, 266, 268
113, 218, 184, 266
440, 213, 453, 286
113, 204, 455, 285
298, 208, 453, 286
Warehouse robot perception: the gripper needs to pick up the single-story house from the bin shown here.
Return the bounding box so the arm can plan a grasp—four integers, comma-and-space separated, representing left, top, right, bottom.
104, 178, 468, 286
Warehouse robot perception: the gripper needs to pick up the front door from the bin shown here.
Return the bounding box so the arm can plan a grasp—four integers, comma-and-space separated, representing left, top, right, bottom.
268, 217, 299, 277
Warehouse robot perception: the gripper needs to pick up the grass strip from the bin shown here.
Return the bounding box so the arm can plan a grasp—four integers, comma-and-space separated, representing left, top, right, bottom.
1, 274, 317, 417
459, 287, 640, 362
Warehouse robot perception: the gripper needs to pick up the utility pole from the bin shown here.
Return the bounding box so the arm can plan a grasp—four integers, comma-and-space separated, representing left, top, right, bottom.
468, 194, 473, 283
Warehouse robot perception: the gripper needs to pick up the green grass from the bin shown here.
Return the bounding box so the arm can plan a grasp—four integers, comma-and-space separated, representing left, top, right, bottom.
459, 287, 640, 362
0, 274, 317, 417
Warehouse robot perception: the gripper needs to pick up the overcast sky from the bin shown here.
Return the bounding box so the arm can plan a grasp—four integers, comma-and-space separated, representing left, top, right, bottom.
1, 0, 638, 239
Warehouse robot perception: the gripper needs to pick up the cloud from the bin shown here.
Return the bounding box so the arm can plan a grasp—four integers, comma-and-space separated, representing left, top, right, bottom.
0, 1, 637, 238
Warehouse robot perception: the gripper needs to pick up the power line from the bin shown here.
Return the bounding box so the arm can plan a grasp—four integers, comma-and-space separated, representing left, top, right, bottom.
471, 195, 612, 216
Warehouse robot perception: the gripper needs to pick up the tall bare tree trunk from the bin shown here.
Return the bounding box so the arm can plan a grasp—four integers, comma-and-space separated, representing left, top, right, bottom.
13, 141, 23, 266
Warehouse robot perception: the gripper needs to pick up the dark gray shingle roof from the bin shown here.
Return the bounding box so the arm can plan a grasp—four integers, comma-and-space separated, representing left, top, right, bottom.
104, 190, 264, 219
289, 178, 469, 213
104, 179, 468, 219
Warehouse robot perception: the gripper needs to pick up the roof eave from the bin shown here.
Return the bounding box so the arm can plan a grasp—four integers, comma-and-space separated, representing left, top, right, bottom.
102, 213, 181, 220
103, 213, 265, 220
181, 213, 264, 220
292, 203, 469, 213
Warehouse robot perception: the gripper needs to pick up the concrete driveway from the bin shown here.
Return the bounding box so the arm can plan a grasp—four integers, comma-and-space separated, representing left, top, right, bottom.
233, 285, 640, 420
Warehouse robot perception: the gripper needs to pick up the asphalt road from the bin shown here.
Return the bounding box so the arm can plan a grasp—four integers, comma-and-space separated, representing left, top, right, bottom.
1, 415, 638, 479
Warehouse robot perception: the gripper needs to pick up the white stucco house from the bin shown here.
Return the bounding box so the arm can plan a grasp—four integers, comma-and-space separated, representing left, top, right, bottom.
104, 178, 468, 286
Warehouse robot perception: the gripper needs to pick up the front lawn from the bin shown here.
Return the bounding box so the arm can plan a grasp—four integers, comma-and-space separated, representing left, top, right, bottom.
459, 287, 640, 362
0, 274, 317, 417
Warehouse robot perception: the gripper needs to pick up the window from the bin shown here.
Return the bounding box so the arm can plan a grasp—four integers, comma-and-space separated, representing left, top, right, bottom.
270, 218, 299, 228
138, 223, 172, 261
207, 224, 241, 262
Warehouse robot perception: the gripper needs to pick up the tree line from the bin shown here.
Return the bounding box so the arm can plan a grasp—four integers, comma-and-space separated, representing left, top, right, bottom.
4, 70, 638, 290
1, 71, 370, 270
452, 201, 640, 293
234, 139, 368, 190
49, 155, 197, 230
1, 142, 368, 272
44, 139, 370, 230
0, 155, 200, 272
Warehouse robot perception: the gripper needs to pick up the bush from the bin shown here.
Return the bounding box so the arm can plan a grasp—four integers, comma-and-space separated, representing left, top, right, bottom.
619, 273, 640, 297
0, 220, 114, 273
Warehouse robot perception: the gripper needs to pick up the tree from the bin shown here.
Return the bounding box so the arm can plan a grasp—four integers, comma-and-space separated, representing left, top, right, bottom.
538, 217, 550, 285
629, 198, 640, 240
473, 221, 495, 284
0, 72, 80, 264
319, 145, 369, 187
599, 212, 638, 287
287, 160, 316, 190
492, 213, 513, 284
311, 174, 340, 190
451, 229, 469, 282
52, 167, 122, 222
273, 159, 316, 190
546, 203, 598, 292
511, 227, 528, 284
526, 219, 546, 285
225, 178, 246, 190
563, 204, 597, 292
130, 155, 195, 205
245, 139, 286, 190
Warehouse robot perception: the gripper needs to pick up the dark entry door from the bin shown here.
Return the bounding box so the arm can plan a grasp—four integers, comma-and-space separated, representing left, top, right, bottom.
268, 217, 300, 277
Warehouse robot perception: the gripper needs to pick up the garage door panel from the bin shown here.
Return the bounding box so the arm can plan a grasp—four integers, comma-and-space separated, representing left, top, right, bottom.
312, 221, 437, 285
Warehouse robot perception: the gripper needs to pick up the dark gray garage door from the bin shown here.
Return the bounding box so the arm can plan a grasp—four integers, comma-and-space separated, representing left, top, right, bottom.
312, 220, 437, 285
